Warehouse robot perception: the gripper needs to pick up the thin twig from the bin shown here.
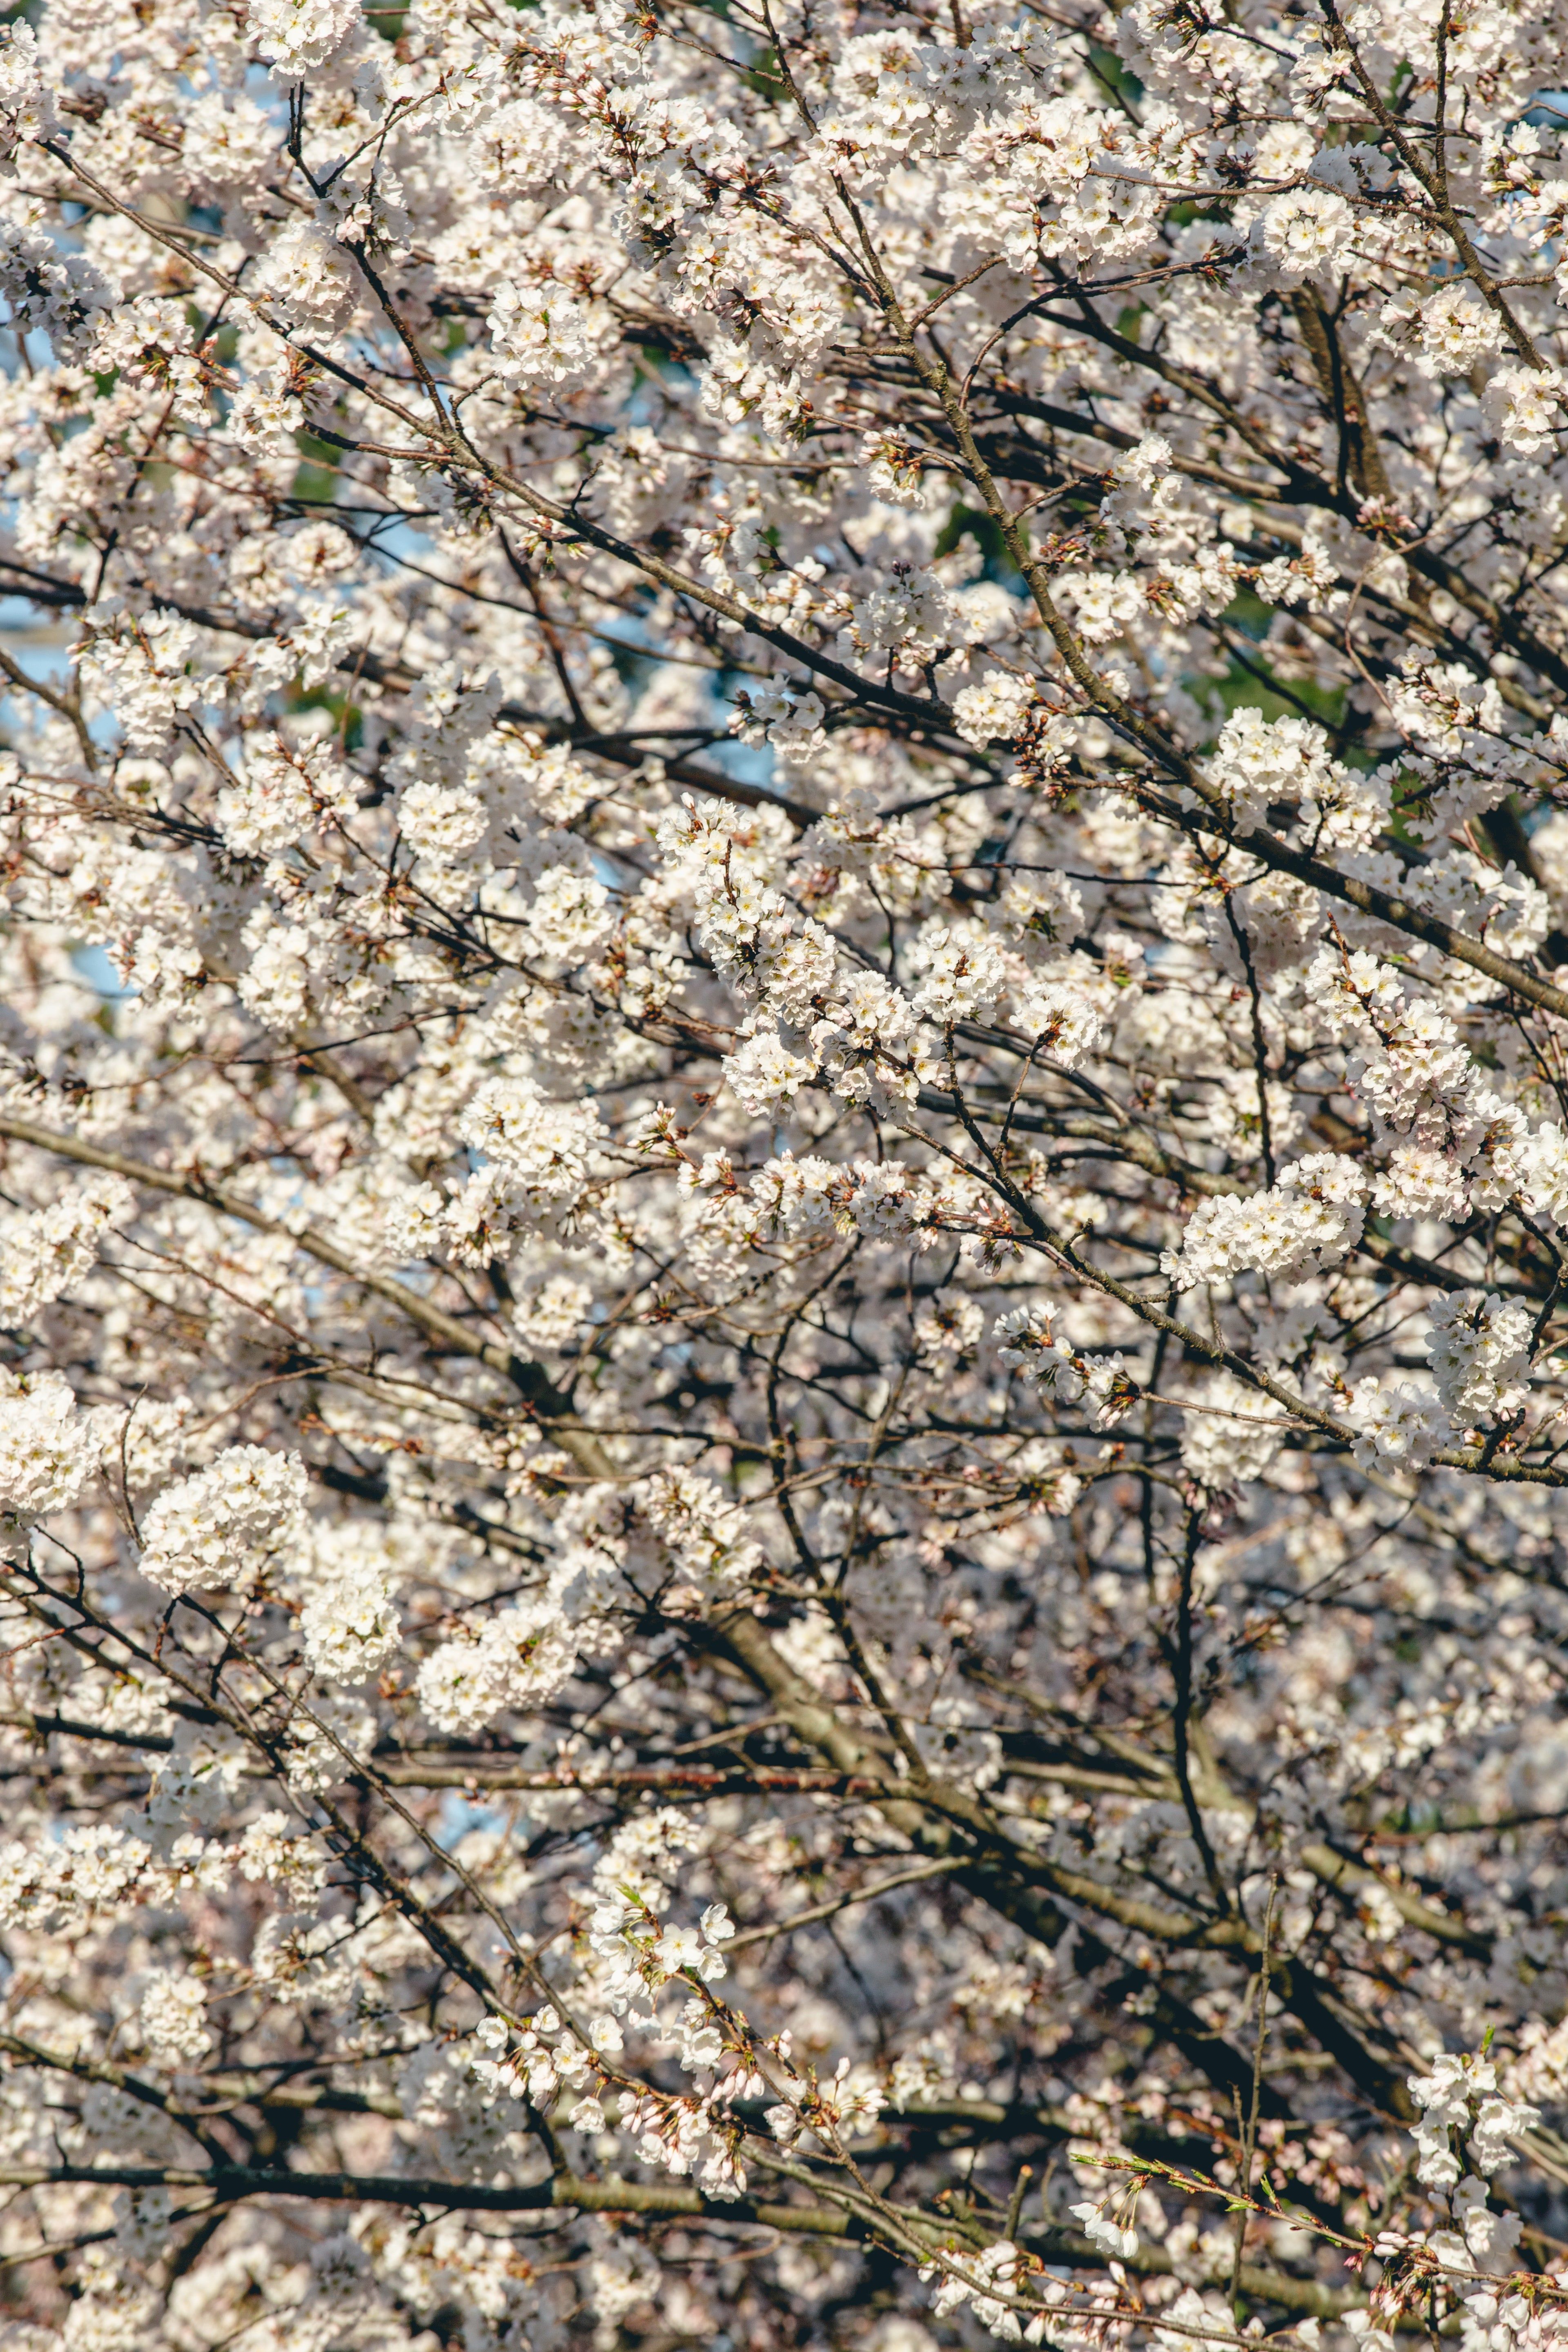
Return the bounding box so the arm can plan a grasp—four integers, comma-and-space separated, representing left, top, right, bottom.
1230, 1876, 1279, 2314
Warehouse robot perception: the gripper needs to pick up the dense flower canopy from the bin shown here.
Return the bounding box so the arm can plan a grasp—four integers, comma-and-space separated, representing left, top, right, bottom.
4, 0, 1568, 2345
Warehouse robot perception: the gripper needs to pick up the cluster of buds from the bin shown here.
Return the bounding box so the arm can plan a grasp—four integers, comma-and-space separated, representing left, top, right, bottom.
619, 2075, 757, 2200
608, 1978, 769, 2201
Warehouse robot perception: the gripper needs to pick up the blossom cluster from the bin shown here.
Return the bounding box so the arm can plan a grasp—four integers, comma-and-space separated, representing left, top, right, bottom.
0, 0, 1566, 2342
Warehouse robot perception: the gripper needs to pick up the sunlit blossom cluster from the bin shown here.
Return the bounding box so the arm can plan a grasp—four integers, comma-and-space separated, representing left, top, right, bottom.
0, 0, 1566, 2344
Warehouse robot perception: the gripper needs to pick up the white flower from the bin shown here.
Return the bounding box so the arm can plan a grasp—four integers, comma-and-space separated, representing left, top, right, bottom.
248, 0, 361, 75
653, 1922, 703, 1976
722, 1026, 817, 1114
445, 1079, 608, 1251
1254, 186, 1355, 281
1407, 2053, 1539, 2189
0, 20, 53, 150
298, 1527, 400, 1683
1345, 1379, 1447, 1472
137, 1447, 308, 1595
1164, 1156, 1368, 1289
0, 216, 115, 361
853, 568, 957, 653
0, 1174, 133, 1324
0, 1373, 102, 1521
951, 669, 1037, 747
249, 216, 359, 329
1426, 1290, 1534, 1432
139, 1968, 212, 2061
914, 1295, 984, 1368
1069, 2201, 1139, 2259
2, 2, 1568, 2328
489, 279, 610, 387
909, 923, 1008, 1024
1206, 705, 1339, 833
1482, 366, 1566, 457
397, 780, 489, 863
216, 737, 331, 856
1179, 1369, 1285, 1489
1012, 978, 1105, 1068
641, 1469, 763, 1587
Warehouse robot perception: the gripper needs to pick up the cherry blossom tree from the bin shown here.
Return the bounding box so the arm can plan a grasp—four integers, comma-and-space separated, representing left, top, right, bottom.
2, 0, 1568, 2346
